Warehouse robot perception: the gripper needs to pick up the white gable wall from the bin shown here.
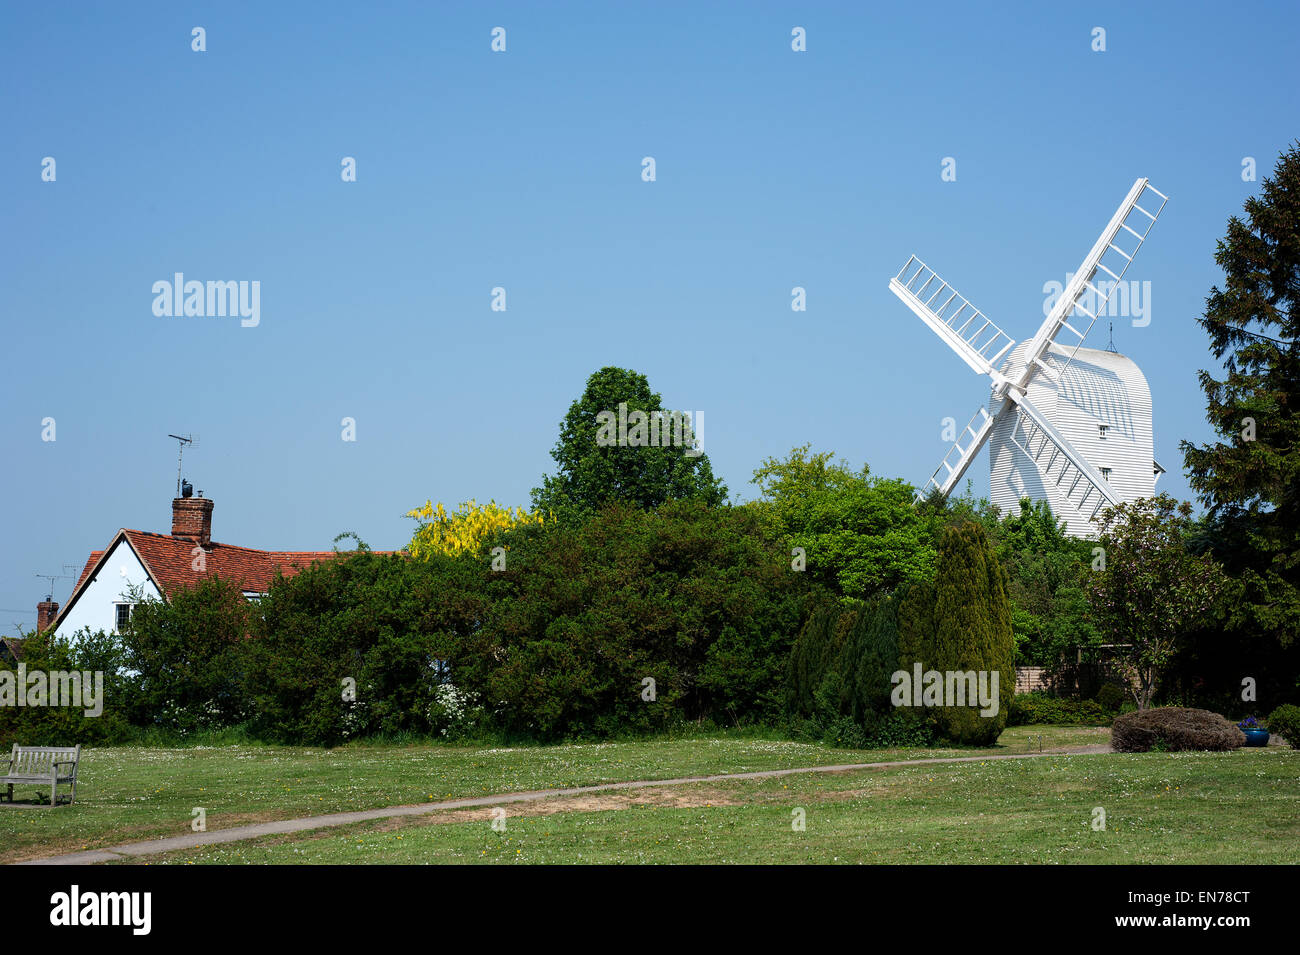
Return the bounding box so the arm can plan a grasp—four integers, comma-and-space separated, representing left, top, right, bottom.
53, 536, 162, 639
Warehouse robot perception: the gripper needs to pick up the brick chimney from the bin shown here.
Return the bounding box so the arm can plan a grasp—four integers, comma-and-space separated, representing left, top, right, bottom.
172, 495, 214, 549
37, 600, 59, 633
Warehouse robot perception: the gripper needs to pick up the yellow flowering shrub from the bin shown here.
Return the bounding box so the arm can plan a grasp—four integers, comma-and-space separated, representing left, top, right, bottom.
404, 499, 546, 560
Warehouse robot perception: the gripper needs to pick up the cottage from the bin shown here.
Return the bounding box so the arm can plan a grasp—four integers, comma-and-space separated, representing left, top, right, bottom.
49, 490, 341, 639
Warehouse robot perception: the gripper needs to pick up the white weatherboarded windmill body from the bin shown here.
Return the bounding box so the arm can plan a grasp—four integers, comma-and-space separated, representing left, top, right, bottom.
889, 178, 1168, 537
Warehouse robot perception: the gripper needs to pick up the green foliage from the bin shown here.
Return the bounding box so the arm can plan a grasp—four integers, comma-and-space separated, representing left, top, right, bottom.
121, 577, 254, 734
785, 595, 907, 735
1111, 706, 1246, 752
749, 445, 935, 600
788, 598, 853, 724
796, 709, 936, 749
1181, 143, 1300, 652
987, 499, 1100, 665
918, 493, 1100, 669
0, 628, 134, 748
531, 366, 727, 519
247, 551, 491, 746
452, 499, 811, 740
1008, 692, 1109, 727
898, 521, 1015, 745
1265, 703, 1300, 748
1095, 683, 1126, 713
1086, 495, 1228, 709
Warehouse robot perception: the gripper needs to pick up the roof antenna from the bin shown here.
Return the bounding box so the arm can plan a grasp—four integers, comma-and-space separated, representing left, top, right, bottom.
34, 571, 72, 603
1105, 321, 1118, 354
167, 434, 196, 498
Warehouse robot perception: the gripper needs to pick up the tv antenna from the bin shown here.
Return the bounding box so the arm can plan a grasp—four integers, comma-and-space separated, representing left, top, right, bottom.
35, 571, 72, 603
168, 433, 197, 497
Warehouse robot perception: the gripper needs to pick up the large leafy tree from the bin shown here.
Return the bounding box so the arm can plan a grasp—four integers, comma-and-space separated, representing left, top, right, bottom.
749, 445, 935, 600
1086, 495, 1227, 709
1180, 143, 1300, 649
531, 367, 727, 518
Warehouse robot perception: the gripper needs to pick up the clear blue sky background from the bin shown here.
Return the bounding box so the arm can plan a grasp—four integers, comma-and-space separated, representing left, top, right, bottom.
2, 1, 1296, 628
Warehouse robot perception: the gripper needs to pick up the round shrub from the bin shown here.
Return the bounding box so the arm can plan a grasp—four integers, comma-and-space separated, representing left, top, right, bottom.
1111, 707, 1246, 753
1265, 704, 1300, 749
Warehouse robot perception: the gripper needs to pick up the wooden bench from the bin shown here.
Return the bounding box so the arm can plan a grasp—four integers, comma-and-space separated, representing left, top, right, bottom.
1, 745, 81, 807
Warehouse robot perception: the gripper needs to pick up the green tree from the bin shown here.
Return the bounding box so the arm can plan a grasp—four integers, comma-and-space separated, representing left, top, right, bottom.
121, 577, 254, 734
787, 596, 905, 730
1086, 495, 1228, 709
455, 499, 811, 739
0, 627, 134, 748
531, 367, 727, 518
749, 445, 935, 600
898, 521, 1014, 745
991, 498, 1100, 666
248, 551, 491, 745
1180, 143, 1300, 651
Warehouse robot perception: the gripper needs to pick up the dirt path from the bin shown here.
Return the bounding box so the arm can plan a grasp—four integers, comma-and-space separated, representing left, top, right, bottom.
13, 744, 1112, 865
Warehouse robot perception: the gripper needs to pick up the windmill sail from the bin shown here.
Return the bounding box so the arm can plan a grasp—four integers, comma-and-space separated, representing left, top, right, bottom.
890, 256, 1016, 380
923, 405, 998, 497
1012, 179, 1167, 392
890, 176, 1165, 536
1004, 395, 1120, 520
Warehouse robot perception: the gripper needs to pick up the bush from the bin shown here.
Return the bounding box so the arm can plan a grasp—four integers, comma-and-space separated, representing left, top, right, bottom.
248, 550, 491, 746
454, 499, 815, 740
1265, 704, 1300, 748
898, 521, 1014, 745
122, 576, 255, 734
1095, 683, 1126, 713
0, 628, 135, 748
1009, 693, 1109, 726
1111, 707, 1246, 752
785, 594, 906, 737
789, 708, 936, 750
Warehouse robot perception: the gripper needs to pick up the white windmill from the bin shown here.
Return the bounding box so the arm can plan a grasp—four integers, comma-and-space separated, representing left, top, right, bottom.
889, 178, 1168, 537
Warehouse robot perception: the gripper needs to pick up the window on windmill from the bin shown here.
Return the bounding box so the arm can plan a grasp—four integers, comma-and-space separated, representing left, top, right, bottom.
1100, 467, 1113, 481
1098, 424, 1109, 440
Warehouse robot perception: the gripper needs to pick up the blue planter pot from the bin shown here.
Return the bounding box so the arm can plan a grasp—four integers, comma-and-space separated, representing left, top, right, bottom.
1241, 728, 1270, 747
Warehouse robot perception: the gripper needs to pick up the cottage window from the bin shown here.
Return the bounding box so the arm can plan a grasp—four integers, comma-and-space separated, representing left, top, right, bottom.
114, 602, 134, 631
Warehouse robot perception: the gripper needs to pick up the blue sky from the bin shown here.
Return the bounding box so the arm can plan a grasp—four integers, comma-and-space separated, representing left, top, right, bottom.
2, 1, 1296, 627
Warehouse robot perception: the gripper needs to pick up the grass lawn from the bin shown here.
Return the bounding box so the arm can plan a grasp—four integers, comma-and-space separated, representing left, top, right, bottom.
125, 746, 1299, 865
0, 725, 1106, 863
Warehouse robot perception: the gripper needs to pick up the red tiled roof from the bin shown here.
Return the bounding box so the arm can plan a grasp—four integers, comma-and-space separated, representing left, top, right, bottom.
74, 551, 104, 592
51, 525, 400, 634
121, 530, 350, 597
